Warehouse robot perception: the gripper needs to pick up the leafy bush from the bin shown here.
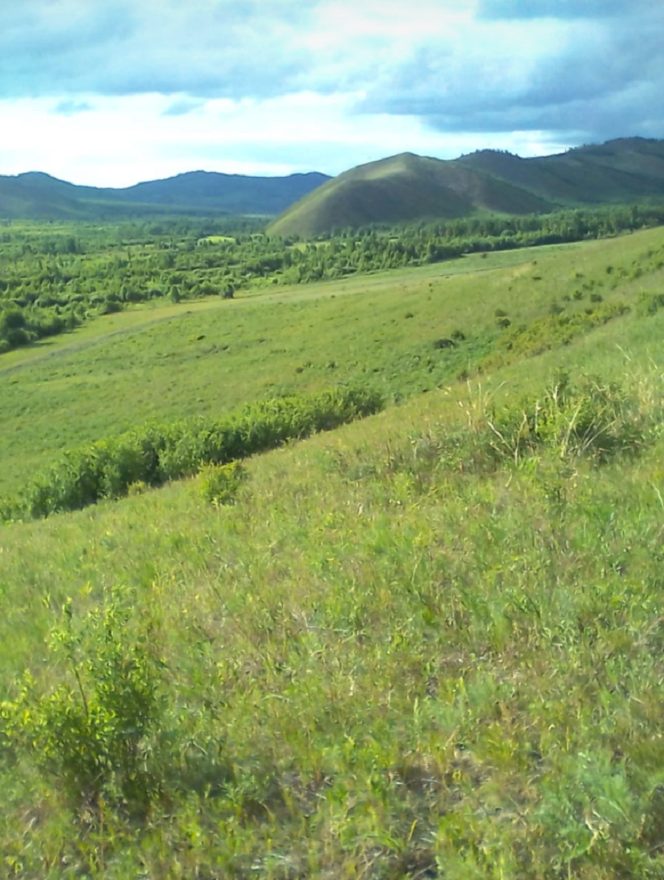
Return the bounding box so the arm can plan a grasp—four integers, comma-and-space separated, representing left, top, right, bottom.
637, 291, 664, 316
127, 480, 149, 496
485, 300, 631, 367
1, 589, 165, 817
10, 386, 384, 519
0, 305, 81, 352
420, 374, 657, 481
198, 461, 248, 506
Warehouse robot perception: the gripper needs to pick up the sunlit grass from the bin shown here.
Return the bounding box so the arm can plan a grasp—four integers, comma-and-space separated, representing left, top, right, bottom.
2, 229, 663, 497
0, 227, 663, 877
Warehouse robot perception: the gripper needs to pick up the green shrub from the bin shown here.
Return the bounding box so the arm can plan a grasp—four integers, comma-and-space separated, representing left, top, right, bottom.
0, 495, 19, 522
0, 305, 81, 353
1, 589, 166, 817
484, 374, 648, 464
486, 300, 630, 366
127, 480, 149, 496
11, 387, 384, 518
638, 291, 664, 316
198, 461, 248, 506
426, 373, 657, 479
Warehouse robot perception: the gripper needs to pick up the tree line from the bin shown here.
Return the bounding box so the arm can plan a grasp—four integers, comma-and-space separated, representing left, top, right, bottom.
1, 202, 663, 353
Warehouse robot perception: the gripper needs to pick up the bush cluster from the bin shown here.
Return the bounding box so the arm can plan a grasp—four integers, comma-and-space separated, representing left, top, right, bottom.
1, 589, 164, 817
2, 205, 663, 354
8, 387, 383, 519
479, 373, 651, 465
0, 305, 80, 353
638, 291, 664, 316
198, 460, 248, 506
482, 300, 631, 370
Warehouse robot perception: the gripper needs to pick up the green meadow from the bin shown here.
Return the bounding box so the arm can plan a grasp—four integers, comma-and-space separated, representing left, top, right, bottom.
1, 225, 663, 877
0, 245, 544, 495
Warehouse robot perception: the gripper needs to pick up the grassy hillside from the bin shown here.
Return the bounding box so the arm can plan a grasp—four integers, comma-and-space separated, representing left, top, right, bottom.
269, 138, 664, 237
4, 227, 663, 500
0, 245, 532, 494
459, 137, 664, 206
5, 137, 664, 230
121, 171, 331, 215
0, 174, 90, 220
0, 227, 663, 877
268, 153, 550, 237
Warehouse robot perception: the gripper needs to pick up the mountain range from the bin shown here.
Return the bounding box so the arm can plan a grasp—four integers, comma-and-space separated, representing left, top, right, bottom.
0, 169, 331, 221
2, 138, 664, 233
268, 138, 664, 237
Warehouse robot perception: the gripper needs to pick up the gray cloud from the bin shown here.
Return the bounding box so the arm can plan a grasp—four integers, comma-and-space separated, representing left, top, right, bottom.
2, 0, 663, 154
357, 4, 664, 145
0, 0, 312, 99
477, 0, 648, 19
162, 99, 205, 117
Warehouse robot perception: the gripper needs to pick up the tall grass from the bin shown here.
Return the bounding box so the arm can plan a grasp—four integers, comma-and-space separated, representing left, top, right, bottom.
0, 227, 663, 878
1, 361, 662, 877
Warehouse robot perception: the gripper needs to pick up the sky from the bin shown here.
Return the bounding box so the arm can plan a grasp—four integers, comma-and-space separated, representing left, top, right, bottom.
1, 0, 662, 187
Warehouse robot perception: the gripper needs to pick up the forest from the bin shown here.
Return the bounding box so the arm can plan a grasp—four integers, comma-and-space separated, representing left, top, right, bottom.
2, 201, 664, 354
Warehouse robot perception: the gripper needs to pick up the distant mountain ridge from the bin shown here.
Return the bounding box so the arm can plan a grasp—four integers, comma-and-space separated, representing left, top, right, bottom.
3, 138, 664, 228
0, 169, 331, 220
458, 138, 664, 205
268, 137, 664, 237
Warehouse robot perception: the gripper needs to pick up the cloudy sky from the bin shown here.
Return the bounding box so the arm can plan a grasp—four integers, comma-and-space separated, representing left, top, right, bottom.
1, 0, 662, 186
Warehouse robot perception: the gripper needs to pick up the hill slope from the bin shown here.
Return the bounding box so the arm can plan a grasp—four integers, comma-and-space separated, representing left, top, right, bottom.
268, 152, 551, 237
120, 170, 330, 215
459, 137, 664, 205
0, 170, 331, 220
269, 137, 664, 237
0, 228, 663, 876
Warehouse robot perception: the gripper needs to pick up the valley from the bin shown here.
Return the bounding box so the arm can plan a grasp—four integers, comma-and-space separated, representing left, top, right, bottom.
0, 213, 663, 876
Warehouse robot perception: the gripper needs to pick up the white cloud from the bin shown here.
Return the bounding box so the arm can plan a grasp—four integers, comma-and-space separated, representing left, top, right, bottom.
0, 1, 662, 182
0, 93, 470, 185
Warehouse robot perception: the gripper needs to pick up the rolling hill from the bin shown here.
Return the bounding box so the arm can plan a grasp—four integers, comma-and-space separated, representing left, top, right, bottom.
1, 225, 663, 876
0, 169, 331, 220
4, 137, 664, 230
268, 152, 550, 237
458, 137, 664, 205
269, 137, 664, 237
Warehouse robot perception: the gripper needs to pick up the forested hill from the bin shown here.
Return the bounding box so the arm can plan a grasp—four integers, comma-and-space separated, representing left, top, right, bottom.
458, 137, 664, 205
0, 170, 331, 221
268, 137, 664, 237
